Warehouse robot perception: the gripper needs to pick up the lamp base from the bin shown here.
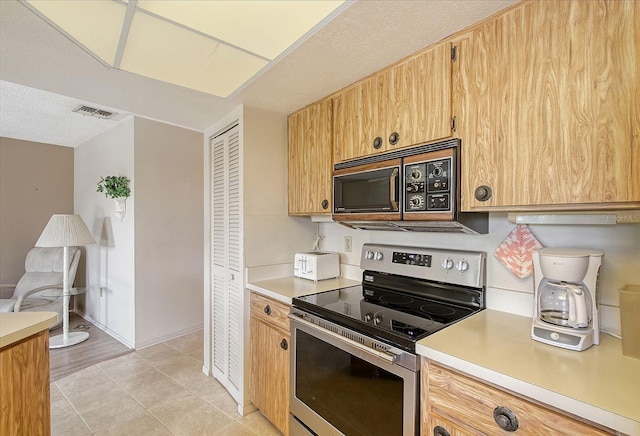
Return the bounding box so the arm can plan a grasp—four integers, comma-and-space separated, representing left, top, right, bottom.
49, 331, 90, 349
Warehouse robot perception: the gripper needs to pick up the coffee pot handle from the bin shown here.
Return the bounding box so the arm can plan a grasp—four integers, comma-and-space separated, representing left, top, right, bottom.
568, 284, 589, 328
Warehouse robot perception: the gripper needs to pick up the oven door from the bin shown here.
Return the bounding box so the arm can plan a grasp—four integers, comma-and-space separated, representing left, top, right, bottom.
333, 159, 402, 220
290, 315, 418, 436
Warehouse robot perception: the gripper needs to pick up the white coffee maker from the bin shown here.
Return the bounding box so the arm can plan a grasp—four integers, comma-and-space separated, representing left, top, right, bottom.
532, 247, 603, 351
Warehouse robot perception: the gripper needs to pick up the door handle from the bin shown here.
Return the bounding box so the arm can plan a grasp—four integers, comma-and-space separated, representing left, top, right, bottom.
389, 168, 399, 211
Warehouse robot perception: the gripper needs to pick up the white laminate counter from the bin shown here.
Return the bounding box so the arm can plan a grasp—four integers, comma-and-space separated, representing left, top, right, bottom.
416, 309, 640, 435
247, 276, 360, 305
0, 312, 57, 348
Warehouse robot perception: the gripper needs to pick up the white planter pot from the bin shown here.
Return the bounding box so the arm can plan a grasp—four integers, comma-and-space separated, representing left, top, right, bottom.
113, 198, 127, 220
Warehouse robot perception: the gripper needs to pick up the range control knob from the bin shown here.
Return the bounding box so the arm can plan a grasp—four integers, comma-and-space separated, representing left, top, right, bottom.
374, 251, 383, 261
374, 315, 383, 325
456, 260, 469, 272
364, 313, 373, 322
441, 258, 454, 270
365, 250, 374, 260
410, 169, 422, 180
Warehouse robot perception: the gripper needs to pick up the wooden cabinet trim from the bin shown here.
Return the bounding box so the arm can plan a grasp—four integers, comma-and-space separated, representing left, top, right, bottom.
0, 329, 51, 436
250, 292, 290, 332
422, 360, 614, 435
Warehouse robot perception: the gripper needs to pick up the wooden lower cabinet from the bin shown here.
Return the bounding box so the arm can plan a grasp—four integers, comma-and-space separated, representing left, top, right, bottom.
250, 293, 290, 435
0, 329, 51, 436
421, 359, 613, 435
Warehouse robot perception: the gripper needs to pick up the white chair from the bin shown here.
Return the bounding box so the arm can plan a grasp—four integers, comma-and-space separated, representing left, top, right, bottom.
0, 247, 81, 328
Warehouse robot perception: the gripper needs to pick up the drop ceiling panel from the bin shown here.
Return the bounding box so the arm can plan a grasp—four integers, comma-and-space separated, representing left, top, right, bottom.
27, 0, 125, 65
120, 11, 268, 97
136, 0, 346, 59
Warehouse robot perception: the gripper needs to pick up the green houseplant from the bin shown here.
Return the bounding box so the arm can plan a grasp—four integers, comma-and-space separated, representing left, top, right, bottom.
96, 176, 131, 199
97, 176, 131, 220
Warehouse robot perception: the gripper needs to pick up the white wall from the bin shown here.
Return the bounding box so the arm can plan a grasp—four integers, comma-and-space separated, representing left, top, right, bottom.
243, 106, 317, 268
75, 116, 205, 349
318, 213, 640, 336
75, 118, 136, 347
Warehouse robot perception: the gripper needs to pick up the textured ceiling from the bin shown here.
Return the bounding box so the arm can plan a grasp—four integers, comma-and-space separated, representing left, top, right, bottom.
0, 0, 519, 147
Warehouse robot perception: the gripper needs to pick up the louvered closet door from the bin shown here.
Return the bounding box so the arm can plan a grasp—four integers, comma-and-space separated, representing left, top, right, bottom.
210, 123, 243, 400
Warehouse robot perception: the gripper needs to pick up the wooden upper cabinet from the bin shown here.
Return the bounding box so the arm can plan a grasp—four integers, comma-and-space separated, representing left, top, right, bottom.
334, 42, 454, 163
288, 98, 333, 215
456, 0, 640, 211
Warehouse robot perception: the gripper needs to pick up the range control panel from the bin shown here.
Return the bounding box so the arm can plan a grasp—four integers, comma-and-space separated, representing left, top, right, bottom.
361, 243, 486, 289
404, 157, 452, 212
392, 251, 432, 267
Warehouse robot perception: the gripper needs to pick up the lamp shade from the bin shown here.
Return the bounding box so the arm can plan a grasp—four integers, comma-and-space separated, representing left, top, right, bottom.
35, 214, 96, 247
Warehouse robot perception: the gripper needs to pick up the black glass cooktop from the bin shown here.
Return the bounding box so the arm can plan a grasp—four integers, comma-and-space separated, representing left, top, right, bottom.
293, 271, 483, 352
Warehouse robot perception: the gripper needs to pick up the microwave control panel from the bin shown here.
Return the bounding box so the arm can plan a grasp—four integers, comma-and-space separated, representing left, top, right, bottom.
404, 157, 452, 212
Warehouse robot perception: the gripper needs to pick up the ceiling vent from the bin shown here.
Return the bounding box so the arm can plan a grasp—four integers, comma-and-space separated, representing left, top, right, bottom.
73, 105, 116, 119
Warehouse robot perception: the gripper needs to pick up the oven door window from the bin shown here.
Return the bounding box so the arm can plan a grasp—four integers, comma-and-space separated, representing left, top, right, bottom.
295, 329, 404, 435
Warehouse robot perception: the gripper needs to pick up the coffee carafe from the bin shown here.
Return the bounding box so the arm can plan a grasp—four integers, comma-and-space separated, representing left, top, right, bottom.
531, 248, 603, 351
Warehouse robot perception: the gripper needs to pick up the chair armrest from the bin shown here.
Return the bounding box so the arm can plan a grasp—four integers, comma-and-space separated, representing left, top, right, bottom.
14, 285, 63, 312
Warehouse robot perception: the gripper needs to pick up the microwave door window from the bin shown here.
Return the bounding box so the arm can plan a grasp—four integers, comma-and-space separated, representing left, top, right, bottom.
342, 171, 394, 211
343, 179, 388, 209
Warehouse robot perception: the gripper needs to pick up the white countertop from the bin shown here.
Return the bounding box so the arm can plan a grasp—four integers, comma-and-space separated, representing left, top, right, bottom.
247, 276, 360, 305
247, 278, 639, 434
416, 309, 640, 434
0, 312, 57, 348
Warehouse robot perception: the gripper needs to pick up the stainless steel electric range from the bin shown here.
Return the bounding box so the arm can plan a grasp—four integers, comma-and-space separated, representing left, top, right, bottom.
289, 243, 486, 436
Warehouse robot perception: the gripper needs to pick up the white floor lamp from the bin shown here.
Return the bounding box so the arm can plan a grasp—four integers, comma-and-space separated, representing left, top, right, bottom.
36, 214, 96, 348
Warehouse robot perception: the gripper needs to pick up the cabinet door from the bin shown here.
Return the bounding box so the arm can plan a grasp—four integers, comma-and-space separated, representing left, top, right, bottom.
333, 75, 384, 163
387, 42, 453, 151
334, 42, 454, 163
288, 99, 333, 215
0, 330, 51, 436
457, 0, 640, 210
250, 318, 290, 436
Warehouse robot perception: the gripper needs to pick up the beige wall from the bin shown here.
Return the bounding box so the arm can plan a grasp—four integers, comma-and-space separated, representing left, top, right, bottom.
0, 137, 73, 291
134, 117, 204, 346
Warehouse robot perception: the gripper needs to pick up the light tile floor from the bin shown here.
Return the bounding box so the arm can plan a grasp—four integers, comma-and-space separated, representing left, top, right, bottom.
51, 329, 281, 435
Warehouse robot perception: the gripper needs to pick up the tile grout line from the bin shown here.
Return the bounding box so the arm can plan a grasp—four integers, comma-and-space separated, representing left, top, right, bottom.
141, 352, 244, 424
95, 362, 176, 435
51, 381, 93, 434
51, 331, 269, 435
132, 343, 262, 435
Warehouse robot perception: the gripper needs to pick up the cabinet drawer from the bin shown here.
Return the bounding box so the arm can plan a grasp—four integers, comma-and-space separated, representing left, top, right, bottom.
250, 292, 290, 332
425, 362, 612, 435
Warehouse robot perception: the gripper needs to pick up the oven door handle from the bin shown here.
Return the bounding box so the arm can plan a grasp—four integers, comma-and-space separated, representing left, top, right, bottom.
290, 315, 397, 364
